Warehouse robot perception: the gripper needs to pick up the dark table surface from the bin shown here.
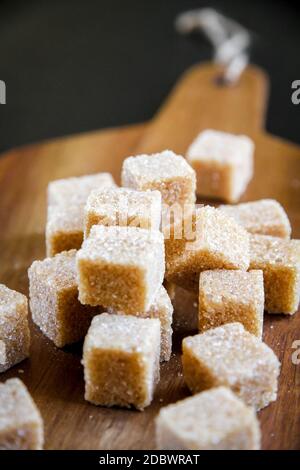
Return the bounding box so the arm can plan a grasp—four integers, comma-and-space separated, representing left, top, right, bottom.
0, 0, 299, 153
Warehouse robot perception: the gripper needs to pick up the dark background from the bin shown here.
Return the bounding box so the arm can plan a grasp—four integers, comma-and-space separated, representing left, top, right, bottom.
0, 0, 299, 153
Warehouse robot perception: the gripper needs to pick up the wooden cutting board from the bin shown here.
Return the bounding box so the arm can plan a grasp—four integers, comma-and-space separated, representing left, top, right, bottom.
0, 63, 299, 450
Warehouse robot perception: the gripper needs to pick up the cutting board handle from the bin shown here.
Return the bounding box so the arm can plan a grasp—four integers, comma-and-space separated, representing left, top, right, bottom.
135, 62, 269, 155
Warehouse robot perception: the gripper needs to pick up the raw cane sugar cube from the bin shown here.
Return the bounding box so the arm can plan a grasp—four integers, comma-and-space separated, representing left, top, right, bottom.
186, 129, 254, 202
163, 280, 176, 301
171, 284, 199, 332
182, 323, 280, 410
82, 313, 161, 409
77, 225, 165, 313
164, 206, 250, 292
0, 378, 44, 450
121, 150, 196, 206
109, 286, 173, 362
46, 172, 116, 256
28, 250, 99, 348
0, 284, 30, 373
141, 286, 172, 362
156, 387, 261, 450
46, 203, 84, 257
47, 172, 116, 206
219, 199, 291, 239
0, 341, 5, 365
84, 187, 161, 237
162, 281, 198, 334
250, 234, 300, 314
199, 270, 264, 338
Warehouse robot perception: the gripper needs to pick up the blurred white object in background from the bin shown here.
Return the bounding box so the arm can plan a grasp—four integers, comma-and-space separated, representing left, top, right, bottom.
175, 8, 250, 84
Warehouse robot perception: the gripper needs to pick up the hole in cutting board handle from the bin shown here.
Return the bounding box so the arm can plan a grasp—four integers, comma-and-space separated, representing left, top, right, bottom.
213, 73, 237, 87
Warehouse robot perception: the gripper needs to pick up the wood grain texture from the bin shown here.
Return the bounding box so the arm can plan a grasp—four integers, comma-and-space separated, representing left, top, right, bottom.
135, 62, 269, 154
0, 63, 299, 450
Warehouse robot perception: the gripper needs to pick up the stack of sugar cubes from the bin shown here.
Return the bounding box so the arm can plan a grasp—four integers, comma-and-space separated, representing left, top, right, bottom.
1, 129, 299, 450
28, 150, 198, 412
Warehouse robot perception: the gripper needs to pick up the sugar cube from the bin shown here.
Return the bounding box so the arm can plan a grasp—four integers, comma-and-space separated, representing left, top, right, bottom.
0, 341, 5, 365
163, 280, 176, 301
77, 225, 165, 313
182, 323, 280, 410
0, 378, 43, 450
46, 172, 116, 256
164, 206, 250, 292
28, 250, 100, 348
219, 199, 291, 239
48, 172, 116, 206
0, 284, 30, 373
121, 150, 196, 206
82, 313, 160, 409
84, 187, 161, 237
171, 284, 198, 332
156, 387, 261, 450
46, 203, 84, 257
199, 270, 264, 337
186, 129, 254, 202
109, 286, 173, 362
250, 234, 300, 314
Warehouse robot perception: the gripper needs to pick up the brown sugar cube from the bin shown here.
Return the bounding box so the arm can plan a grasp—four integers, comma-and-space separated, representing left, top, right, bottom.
156, 387, 261, 450
77, 225, 165, 313
219, 199, 291, 239
0, 284, 30, 373
121, 150, 196, 206
250, 234, 300, 314
47, 172, 116, 206
0, 341, 6, 365
0, 378, 44, 450
84, 187, 161, 237
109, 286, 173, 362
46, 203, 85, 257
163, 281, 198, 334
46, 172, 116, 257
199, 270, 264, 338
28, 250, 100, 348
164, 206, 250, 292
82, 313, 160, 409
186, 129, 254, 202
163, 280, 176, 301
182, 323, 280, 410
171, 284, 198, 332
140, 286, 172, 362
